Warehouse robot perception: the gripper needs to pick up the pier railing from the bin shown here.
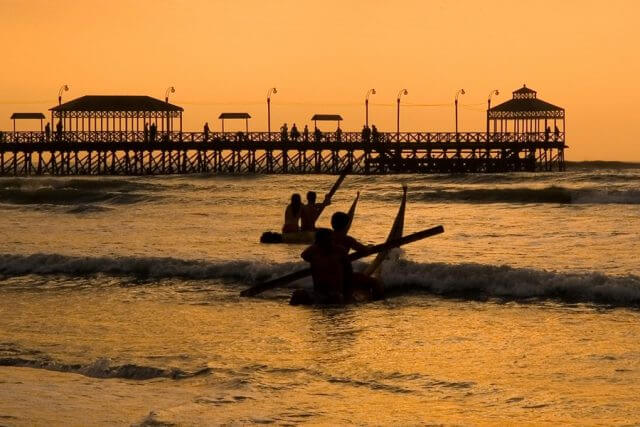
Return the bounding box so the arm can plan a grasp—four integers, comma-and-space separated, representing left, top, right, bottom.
0, 130, 566, 145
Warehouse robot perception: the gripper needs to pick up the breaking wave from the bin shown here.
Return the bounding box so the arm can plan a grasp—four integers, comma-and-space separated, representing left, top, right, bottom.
0, 177, 157, 206
397, 186, 640, 204
380, 259, 640, 307
2, 253, 640, 307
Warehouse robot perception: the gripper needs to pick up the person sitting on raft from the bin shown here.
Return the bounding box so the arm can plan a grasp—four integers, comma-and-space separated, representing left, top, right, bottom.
330, 211, 384, 302
282, 193, 303, 233
291, 228, 349, 305
300, 191, 330, 232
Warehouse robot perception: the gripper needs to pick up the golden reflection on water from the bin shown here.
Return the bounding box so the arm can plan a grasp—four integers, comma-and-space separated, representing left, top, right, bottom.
2, 286, 640, 424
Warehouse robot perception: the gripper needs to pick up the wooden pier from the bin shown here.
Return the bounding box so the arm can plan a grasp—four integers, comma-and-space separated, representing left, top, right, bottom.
0, 85, 566, 175
0, 130, 565, 175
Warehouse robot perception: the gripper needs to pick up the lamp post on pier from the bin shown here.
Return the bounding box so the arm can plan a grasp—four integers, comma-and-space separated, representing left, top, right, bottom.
487, 89, 499, 136
396, 89, 408, 138
455, 88, 465, 139
365, 88, 376, 128
267, 87, 277, 140
165, 86, 175, 134
58, 85, 69, 106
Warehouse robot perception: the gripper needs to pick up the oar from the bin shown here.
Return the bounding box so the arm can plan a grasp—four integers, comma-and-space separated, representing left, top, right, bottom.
345, 191, 360, 232
315, 167, 350, 220
240, 225, 444, 297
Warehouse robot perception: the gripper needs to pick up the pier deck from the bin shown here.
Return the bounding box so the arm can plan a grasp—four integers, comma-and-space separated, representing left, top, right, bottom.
0, 131, 565, 175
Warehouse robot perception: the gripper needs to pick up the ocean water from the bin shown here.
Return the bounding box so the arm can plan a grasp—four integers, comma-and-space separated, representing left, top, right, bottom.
1, 162, 640, 425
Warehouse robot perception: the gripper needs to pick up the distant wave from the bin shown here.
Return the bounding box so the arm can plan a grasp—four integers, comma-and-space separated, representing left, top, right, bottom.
566, 161, 640, 170
0, 356, 210, 380
396, 186, 640, 204
2, 253, 640, 308
0, 178, 157, 206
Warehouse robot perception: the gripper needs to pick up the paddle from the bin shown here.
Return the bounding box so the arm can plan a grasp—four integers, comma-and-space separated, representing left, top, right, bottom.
314, 167, 350, 220
240, 225, 444, 297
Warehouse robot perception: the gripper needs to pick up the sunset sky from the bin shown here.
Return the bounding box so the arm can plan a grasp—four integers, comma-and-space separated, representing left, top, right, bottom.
1, 0, 638, 161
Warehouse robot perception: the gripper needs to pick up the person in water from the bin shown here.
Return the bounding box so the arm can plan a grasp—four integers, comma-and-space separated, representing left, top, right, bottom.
300, 191, 330, 232
291, 228, 348, 305
330, 211, 384, 302
282, 193, 303, 233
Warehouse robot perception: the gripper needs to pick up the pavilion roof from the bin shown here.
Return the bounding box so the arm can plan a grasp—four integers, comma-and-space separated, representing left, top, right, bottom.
50, 96, 183, 112
488, 85, 563, 118
11, 112, 45, 120
218, 113, 251, 119
311, 114, 343, 121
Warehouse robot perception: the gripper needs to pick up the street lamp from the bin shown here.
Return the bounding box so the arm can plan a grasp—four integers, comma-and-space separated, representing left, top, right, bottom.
58, 85, 69, 106
365, 88, 376, 128
165, 86, 175, 103
396, 89, 408, 136
267, 87, 277, 139
164, 86, 175, 134
487, 89, 499, 135
455, 88, 465, 137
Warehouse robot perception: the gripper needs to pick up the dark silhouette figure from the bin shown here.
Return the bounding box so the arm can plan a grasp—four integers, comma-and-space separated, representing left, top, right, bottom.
144, 122, 149, 143
204, 122, 210, 142
554, 125, 560, 141
371, 124, 379, 143
55, 120, 63, 141
314, 126, 322, 143
281, 123, 289, 142
336, 126, 342, 142
303, 125, 309, 142
44, 122, 51, 142
362, 125, 371, 143
545, 126, 550, 142
150, 122, 157, 142
290, 123, 300, 142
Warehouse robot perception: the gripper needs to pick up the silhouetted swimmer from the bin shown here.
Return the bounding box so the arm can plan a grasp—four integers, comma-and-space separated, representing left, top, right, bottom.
301, 191, 330, 232
282, 193, 303, 233
290, 228, 347, 305
331, 211, 384, 302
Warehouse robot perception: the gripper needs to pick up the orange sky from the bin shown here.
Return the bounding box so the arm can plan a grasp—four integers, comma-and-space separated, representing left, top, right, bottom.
1, 0, 639, 160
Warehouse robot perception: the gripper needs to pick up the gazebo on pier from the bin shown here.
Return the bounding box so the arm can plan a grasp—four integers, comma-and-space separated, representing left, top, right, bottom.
487, 85, 565, 140
49, 95, 183, 140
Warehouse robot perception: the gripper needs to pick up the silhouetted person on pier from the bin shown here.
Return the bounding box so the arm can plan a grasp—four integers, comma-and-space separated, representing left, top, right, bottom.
45, 122, 51, 142
291, 123, 300, 142
56, 120, 63, 142
371, 124, 379, 143
314, 126, 322, 143
545, 126, 550, 142
281, 123, 289, 142
303, 125, 309, 142
362, 125, 371, 143
150, 123, 157, 142
554, 125, 560, 141
144, 123, 149, 143
204, 122, 210, 142
336, 126, 342, 142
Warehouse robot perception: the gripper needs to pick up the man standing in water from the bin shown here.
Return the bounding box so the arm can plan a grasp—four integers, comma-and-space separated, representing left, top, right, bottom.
330, 211, 384, 301
300, 191, 330, 232
291, 228, 348, 305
